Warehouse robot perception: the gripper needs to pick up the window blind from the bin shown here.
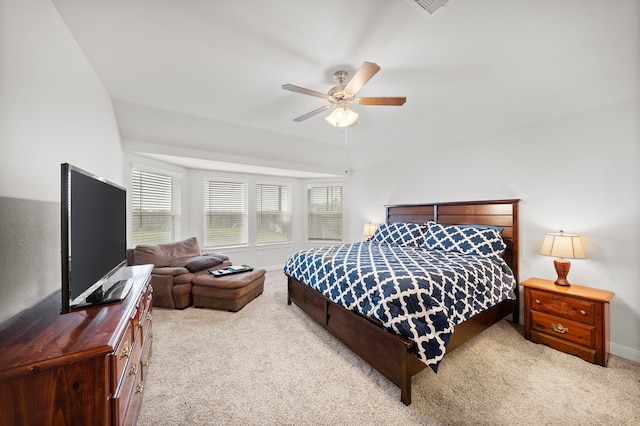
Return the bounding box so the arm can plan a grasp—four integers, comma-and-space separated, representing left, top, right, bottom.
307, 185, 342, 241
131, 169, 180, 245
203, 180, 248, 248
256, 183, 292, 244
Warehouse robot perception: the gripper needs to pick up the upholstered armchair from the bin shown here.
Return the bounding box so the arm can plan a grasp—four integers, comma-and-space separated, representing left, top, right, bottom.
126, 237, 230, 309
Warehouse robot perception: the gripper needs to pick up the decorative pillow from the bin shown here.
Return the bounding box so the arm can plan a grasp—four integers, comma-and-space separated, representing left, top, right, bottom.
370, 222, 428, 247
178, 255, 223, 273
423, 222, 506, 258
202, 252, 230, 262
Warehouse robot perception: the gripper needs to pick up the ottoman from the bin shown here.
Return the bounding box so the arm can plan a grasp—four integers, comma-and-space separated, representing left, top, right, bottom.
191, 269, 266, 311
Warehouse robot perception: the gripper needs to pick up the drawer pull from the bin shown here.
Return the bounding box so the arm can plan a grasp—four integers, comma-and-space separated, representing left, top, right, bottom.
579, 309, 587, 316
119, 341, 131, 359
552, 323, 569, 334
129, 363, 139, 376
135, 383, 144, 394
535, 299, 541, 304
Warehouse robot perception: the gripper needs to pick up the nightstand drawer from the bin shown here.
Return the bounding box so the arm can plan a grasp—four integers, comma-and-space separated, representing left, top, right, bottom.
531, 311, 595, 348
529, 289, 595, 325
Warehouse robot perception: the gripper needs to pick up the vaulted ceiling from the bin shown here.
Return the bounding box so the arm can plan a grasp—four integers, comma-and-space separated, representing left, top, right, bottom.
51, 0, 639, 177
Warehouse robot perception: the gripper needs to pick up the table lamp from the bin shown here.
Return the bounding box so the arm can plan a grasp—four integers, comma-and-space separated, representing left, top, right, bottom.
539, 230, 586, 286
363, 223, 378, 240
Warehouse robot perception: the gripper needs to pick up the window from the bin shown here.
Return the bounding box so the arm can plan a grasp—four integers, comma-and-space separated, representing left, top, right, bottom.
131, 169, 180, 246
307, 185, 342, 241
204, 180, 248, 248
256, 183, 292, 244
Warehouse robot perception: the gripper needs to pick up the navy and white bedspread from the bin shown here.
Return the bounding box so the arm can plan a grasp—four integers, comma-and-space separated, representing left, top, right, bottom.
283, 241, 516, 372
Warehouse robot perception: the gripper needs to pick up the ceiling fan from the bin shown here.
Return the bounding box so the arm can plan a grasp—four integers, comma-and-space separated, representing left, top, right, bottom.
282, 62, 406, 128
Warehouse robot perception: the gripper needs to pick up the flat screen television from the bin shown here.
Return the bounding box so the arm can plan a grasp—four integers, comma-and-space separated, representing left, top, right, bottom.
61, 163, 131, 313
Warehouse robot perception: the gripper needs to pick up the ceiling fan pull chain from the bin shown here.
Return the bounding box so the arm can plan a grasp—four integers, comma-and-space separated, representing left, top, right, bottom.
344, 127, 350, 175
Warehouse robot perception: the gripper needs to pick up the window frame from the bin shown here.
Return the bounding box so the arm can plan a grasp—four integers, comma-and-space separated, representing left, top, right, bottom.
202, 177, 249, 250
255, 181, 293, 246
130, 167, 181, 246
306, 183, 343, 244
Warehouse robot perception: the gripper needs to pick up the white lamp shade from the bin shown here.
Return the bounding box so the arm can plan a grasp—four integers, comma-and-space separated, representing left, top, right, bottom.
540, 232, 586, 259
363, 223, 378, 238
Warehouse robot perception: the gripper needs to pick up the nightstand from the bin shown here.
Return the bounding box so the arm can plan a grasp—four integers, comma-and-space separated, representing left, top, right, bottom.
520, 277, 614, 366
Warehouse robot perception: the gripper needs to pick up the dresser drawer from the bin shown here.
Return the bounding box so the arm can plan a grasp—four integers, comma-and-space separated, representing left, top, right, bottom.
122, 375, 145, 426
112, 329, 143, 425
530, 311, 595, 348
142, 283, 153, 311
140, 320, 153, 380
113, 315, 135, 391
139, 302, 152, 344
529, 289, 595, 325
134, 286, 153, 334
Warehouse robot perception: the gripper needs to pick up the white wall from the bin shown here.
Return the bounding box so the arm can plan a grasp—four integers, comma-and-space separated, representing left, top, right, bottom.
0, 0, 123, 324
347, 97, 640, 362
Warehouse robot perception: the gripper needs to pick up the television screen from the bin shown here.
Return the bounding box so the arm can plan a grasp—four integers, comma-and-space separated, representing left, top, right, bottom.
61, 163, 128, 313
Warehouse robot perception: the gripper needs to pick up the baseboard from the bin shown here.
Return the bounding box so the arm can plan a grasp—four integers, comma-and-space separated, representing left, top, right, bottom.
610, 342, 640, 363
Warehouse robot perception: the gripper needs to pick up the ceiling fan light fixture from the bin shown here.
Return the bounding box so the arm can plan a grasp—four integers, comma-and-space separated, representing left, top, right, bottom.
325, 106, 358, 128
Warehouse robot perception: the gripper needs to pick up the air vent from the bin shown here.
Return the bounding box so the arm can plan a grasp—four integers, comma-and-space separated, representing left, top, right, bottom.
414, 0, 450, 14
405, 0, 451, 16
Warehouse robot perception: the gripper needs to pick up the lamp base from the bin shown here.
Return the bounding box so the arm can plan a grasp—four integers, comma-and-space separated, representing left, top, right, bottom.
553, 258, 572, 286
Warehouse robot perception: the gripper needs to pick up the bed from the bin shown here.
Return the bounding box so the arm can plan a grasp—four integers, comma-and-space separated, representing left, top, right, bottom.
285, 199, 519, 405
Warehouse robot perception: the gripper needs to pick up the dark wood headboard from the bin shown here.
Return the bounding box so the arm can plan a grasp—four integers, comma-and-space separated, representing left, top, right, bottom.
386, 199, 520, 283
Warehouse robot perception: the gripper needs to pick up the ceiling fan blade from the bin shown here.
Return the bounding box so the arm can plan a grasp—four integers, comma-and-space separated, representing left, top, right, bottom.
293, 104, 332, 122
282, 84, 329, 100
358, 97, 406, 106
344, 62, 381, 95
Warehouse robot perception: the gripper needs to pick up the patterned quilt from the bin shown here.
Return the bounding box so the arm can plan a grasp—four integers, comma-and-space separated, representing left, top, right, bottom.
283, 241, 516, 371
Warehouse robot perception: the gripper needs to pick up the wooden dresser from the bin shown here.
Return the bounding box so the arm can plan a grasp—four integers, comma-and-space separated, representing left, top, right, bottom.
520, 277, 614, 366
0, 264, 153, 426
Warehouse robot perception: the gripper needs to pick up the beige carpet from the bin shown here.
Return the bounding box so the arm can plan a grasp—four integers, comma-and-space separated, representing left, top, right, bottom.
137, 270, 640, 425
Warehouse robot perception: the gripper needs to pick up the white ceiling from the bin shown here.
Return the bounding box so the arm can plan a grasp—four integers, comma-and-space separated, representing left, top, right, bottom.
51, 0, 639, 177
